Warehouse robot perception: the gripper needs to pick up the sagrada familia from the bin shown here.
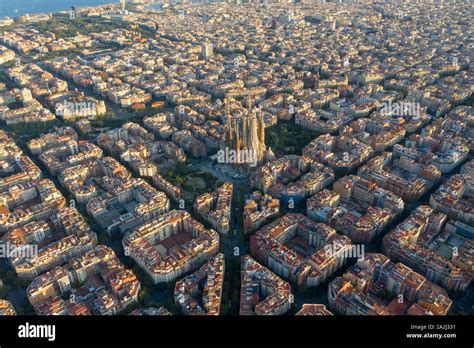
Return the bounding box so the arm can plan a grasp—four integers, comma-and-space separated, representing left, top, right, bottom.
223, 95, 274, 169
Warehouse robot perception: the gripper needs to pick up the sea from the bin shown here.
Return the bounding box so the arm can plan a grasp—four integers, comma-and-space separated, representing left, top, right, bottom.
0, 0, 116, 19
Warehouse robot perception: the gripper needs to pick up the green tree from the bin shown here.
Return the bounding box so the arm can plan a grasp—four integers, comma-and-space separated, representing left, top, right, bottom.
175, 176, 185, 185
138, 287, 150, 306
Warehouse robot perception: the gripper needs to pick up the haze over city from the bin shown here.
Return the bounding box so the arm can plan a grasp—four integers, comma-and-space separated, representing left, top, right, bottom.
0, 2, 471, 341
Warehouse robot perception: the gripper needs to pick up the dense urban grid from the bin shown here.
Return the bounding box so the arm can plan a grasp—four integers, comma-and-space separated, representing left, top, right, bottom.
0, 0, 472, 317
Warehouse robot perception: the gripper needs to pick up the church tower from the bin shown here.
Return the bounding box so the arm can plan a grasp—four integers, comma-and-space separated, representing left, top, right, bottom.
258, 112, 265, 145
234, 119, 241, 162
226, 96, 232, 146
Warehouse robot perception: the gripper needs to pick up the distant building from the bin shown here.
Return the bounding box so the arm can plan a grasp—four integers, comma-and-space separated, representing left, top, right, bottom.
20, 88, 33, 104
201, 42, 213, 60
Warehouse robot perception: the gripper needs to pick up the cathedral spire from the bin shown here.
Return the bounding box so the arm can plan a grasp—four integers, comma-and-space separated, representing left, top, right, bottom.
226, 95, 232, 144
234, 118, 240, 149
247, 94, 252, 119
259, 112, 265, 145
